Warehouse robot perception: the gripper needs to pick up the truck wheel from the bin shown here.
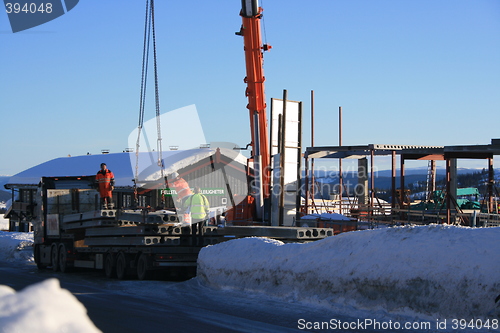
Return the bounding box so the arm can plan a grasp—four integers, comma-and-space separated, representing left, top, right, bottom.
51, 243, 59, 272
136, 254, 151, 280
104, 253, 116, 278
34, 244, 47, 270
115, 252, 127, 280
59, 244, 70, 273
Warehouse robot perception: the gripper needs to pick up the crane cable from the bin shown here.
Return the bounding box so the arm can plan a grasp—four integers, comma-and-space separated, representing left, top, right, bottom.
150, 0, 164, 174
260, 0, 268, 46
135, 0, 151, 184
134, 0, 164, 203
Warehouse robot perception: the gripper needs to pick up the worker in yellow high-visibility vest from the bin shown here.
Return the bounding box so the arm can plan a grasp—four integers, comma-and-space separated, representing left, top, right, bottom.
184, 186, 210, 224
184, 186, 209, 245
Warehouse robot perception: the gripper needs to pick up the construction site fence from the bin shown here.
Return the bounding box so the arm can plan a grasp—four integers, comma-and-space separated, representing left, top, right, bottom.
303, 201, 394, 219
302, 201, 500, 228
389, 209, 500, 227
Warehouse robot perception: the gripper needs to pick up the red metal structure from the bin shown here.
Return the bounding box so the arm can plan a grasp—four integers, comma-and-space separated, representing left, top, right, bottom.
237, 0, 271, 200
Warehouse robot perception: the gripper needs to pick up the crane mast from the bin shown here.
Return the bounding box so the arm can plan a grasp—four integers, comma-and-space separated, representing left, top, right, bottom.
238, 0, 271, 202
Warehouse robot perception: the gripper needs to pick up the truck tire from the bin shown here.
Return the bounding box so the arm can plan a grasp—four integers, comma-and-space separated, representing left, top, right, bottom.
58, 243, 70, 273
104, 253, 116, 278
34, 244, 47, 270
51, 243, 59, 272
116, 252, 128, 280
136, 253, 151, 281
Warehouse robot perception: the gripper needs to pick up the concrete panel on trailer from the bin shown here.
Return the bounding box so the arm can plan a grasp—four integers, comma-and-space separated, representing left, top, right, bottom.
221, 226, 333, 239
84, 236, 163, 246
62, 209, 117, 223
85, 226, 156, 237
117, 210, 169, 224
63, 219, 120, 230
162, 237, 181, 246
202, 226, 220, 236
83, 224, 184, 236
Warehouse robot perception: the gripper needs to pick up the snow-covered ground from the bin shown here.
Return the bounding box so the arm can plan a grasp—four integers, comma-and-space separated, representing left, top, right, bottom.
1, 225, 500, 332
0, 215, 8, 231
0, 200, 8, 231
0, 231, 33, 263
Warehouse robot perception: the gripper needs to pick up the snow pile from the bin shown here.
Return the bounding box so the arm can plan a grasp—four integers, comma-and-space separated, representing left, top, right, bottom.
0, 215, 8, 231
0, 200, 8, 231
0, 232, 100, 332
0, 278, 101, 333
0, 231, 34, 262
198, 225, 500, 318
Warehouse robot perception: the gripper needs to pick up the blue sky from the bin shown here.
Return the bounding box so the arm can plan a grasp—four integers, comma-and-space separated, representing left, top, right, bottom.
1, 0, 499, 175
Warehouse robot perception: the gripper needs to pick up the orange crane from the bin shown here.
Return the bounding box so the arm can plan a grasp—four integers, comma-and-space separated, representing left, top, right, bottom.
237, 0, 271, 202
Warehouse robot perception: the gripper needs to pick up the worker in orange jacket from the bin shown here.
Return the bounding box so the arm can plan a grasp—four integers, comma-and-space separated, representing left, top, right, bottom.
96, 163, 115, 209
166, 172, 192, 207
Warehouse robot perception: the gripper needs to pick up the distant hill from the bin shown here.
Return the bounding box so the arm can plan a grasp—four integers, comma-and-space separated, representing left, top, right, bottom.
311, 168, 499, 190
309, 167, 499, 201
0, 191, 10, 203
0, 176, 10, 188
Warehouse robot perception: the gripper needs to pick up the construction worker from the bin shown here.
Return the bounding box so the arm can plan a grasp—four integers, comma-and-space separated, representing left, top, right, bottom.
96, 163, 115, 209
166, 172, 192, 207
184, 186, 210, 224
184, 186, 210, 245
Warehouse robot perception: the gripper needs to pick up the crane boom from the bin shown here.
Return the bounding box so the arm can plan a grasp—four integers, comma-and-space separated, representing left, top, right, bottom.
238, 0, 271, 200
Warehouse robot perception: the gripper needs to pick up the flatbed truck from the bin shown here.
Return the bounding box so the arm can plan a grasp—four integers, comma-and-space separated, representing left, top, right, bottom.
33, 176, 333, 280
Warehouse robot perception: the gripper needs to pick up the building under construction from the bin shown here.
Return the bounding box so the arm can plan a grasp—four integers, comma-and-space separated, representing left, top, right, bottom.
301, 138, 500, 228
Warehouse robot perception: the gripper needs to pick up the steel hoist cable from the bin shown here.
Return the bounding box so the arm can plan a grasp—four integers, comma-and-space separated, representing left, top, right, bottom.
150, 0, 164, 175
134, 0, 164, 204
135, 0, 150, 180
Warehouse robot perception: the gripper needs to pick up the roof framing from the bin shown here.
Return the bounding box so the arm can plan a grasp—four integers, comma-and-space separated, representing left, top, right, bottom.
305, 139, 500, 160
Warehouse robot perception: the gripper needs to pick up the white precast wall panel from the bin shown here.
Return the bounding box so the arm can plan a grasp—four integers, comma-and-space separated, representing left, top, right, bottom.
270, 98, 301, 226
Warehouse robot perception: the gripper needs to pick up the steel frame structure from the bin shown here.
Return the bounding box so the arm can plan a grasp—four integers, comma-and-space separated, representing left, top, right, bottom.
304, 139, 500, 224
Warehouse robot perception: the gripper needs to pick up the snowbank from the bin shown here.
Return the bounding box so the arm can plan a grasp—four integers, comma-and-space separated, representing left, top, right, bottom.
0, 232, 100, 332
0, 231, 33, 262
198, 225, 500, 318
0, 278, 101, 333
0, 216, 8, 231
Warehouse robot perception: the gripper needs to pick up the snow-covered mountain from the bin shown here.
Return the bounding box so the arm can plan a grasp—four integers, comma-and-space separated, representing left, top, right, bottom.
310, 168, 499, 190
